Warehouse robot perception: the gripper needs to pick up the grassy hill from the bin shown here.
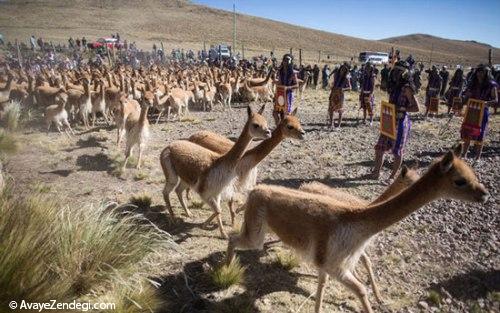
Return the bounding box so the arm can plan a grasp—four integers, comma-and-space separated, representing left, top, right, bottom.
1, 0, 498, 65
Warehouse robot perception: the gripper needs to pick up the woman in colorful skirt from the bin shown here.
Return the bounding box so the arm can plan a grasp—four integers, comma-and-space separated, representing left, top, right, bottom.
460, 64, 498, 160
327, 62, 351, 128
273, 54, 298, 126
371, 60, 419, 180
424, 65, 442, 118
445, 66, 464, 115
359, 62, 376, 125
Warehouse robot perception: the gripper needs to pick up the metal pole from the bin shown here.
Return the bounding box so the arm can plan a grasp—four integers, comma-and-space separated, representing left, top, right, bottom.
232, 2, 236, 56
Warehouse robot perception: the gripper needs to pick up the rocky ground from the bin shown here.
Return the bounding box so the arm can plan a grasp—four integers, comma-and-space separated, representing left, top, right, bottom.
5, 87, 499, 313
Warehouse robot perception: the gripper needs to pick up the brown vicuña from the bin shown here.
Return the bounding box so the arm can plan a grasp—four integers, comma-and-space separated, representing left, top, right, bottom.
160, 105, 271, 238
186, 109, 305, 225
227, 144, 489, 313
298, 165, 420, 303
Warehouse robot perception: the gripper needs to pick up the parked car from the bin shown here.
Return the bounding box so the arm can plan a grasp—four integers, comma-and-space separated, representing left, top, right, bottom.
87, 37, 122, 50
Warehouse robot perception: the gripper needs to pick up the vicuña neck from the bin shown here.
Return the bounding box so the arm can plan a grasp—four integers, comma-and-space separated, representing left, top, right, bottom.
138, 105, 149, 127
238, 126, 284, 174
355, 164, 442, 236
219, 122, 253, 167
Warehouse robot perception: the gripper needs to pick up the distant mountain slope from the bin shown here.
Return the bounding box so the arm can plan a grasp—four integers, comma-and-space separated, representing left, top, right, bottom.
381, 34, 497, 64
1, 0, 498, 65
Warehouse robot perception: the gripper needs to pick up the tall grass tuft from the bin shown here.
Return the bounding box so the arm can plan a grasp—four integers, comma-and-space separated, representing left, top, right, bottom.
2, 100, 21, 131
0, 187, 179, 311
210, 258, 245, 289
0, 129, 18, 155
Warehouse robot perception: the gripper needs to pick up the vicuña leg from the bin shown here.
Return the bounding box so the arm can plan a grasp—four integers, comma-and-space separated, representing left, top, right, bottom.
175, 184, 192, 216
360, 253, 383, 303
338, 271, 373, 313
315, 270, 329, 313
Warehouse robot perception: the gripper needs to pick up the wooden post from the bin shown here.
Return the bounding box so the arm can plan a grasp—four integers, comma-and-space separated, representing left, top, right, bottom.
299, 48, 302, 66
488, 49, 492, 66
290, 47, 293, 55
15, 39, 22, 70
107, 46, 112, 66
203, 41, 206, 52
161, 41, 165, 63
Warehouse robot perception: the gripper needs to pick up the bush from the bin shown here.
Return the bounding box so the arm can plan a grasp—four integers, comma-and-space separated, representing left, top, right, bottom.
0, 188, 178, 312
129, 193, 153, 210
0, 129, 18, 155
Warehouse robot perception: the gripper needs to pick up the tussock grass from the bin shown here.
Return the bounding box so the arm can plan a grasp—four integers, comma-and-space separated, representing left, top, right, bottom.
211, 258, 245, 289
1, 100, 21, 131
0, 129, 18, 155
129, 193, 153, 210
0, 187, 177, 311
215, 295, 254, 313
189, 200, 205, 210
134, 171, 149, 181
427, 290, 442, 306
180, 116, 201, 124
274, 250, 300, 271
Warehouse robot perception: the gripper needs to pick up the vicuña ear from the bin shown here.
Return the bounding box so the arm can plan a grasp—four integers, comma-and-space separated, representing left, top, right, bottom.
452, 142, 463, 157
291, 107, 298, 116
258, 104, 266, 114
401, 165, 409, 177
440, 151, 454, 173
247, 105, 253, 117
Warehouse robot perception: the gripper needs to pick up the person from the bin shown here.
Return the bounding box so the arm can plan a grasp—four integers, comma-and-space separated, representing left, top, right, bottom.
380, 63, 390, 91
445, 66, 464, 114
406, 54, 415, 69
439, 65, 449, 97
350, 65, 359, 92
424, 65, 442, 117
321, 65, 330, 89
460, 64, 498, 160
30, 35, 36, 51
68, 37, 75, 49
273, 54, 298, 126
312, 64, 320, 89
37, 37, 44, 51
413, 67, 422, 93
371, 60, 419, 180
327, 62, 351, 128
81, 37, 87, 50
359, 62, 376, 125
495, 70, 500, 114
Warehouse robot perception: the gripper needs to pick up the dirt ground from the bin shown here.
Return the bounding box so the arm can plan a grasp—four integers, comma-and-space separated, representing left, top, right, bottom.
5, 87, 499, 313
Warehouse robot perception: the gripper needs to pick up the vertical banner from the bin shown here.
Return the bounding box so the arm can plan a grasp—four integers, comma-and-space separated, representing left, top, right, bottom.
380, 101, 397, 139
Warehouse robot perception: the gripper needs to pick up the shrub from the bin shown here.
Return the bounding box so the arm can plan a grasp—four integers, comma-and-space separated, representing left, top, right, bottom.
2, 100, 21, 131
274, 250, 300, 271
129, 193, 153, 210
211, 258, 245, 289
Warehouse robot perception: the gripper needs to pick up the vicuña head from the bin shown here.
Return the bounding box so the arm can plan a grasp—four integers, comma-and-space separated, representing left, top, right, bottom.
247, 105, 271, 140
279, 108, 305, 140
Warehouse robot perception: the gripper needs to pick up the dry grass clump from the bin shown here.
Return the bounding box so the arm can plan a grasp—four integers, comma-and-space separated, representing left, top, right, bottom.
210, 258, 245, 289
1, 100, 21, 131
0, 129, 19, 155
273, 249, 300, 271
129, 193, 153, 210
0, 187, 177, 311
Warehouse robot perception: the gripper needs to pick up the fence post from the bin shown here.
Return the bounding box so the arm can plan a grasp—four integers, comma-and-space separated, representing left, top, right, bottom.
290, 47, 293, 55
299, 48, 302, 66
15, 39, 23, 70
488, 49, 492, 66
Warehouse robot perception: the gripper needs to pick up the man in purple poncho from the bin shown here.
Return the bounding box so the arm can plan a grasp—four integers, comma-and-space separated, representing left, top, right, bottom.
460, 64, 498, 160
359, 62, 376, 125
273, 54, 298, 126
424, 65, 442, 118
371, 61, 419, 180
445, 66, 464, 114
327, 62, 351, 128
